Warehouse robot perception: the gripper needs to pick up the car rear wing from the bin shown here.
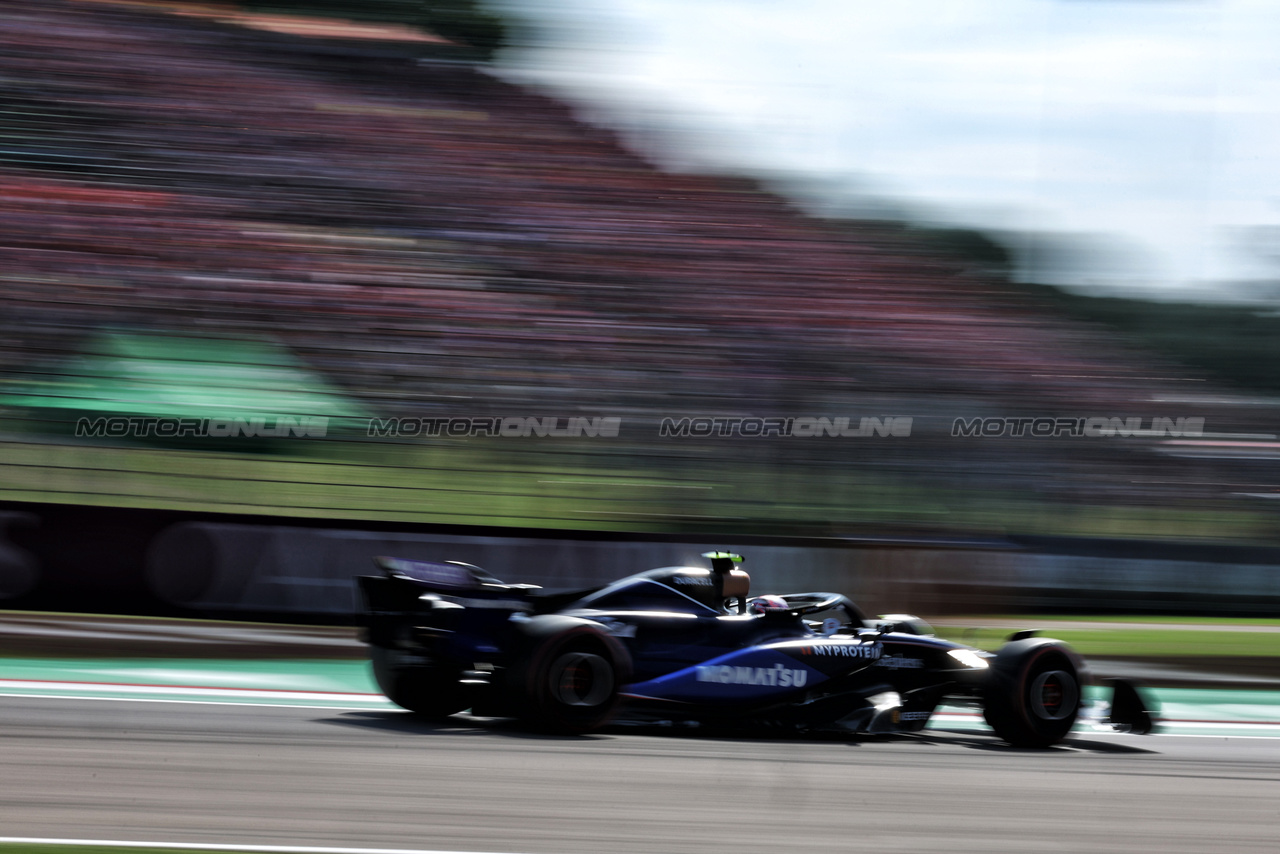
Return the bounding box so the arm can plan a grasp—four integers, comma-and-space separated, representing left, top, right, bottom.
372, 556, 541, 593
359, 556, 543, 615
357, 557, 544, 655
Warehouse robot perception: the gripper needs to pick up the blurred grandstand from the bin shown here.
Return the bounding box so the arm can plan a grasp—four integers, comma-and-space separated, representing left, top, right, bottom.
1, 0, 1278, 539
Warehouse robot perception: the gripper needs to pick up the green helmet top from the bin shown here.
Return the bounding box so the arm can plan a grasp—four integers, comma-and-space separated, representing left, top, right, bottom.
702, 551, 744, 573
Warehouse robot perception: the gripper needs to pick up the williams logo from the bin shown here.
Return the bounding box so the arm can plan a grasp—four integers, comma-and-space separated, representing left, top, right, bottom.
695, 663, 808, 688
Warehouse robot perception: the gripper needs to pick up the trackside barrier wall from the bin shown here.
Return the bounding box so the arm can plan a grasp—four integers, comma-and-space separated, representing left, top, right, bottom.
144, 523, 1279, 616
2, 504, 1279, 616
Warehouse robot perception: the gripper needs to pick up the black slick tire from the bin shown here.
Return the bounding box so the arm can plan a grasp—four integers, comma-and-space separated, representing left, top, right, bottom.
983, 640, 1082, 748
510, 617, 629, 734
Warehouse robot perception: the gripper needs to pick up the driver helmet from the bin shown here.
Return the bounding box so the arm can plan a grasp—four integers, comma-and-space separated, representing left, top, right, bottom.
748, 594, 789, 615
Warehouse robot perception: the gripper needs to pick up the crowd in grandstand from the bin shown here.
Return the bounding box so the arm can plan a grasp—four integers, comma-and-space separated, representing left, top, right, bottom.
1, 0, 1268, 510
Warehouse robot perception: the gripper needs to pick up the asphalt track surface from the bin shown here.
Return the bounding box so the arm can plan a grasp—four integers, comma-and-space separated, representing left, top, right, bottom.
1, 695, 1278, 854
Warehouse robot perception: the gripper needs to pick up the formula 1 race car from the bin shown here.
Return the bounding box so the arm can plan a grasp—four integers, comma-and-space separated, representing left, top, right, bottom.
356, 552, 1155, 746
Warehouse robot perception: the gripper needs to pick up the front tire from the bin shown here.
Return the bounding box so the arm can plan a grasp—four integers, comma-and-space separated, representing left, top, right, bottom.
370, 646, 468, 719
983, 641, 1082, 748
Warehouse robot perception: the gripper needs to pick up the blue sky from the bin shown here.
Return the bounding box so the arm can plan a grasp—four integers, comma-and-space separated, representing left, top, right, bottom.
491, 0, 1280, 301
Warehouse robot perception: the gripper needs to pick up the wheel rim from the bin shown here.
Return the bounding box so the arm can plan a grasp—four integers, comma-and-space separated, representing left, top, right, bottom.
1029, 669, 1078, 721
550, 651, 614, 707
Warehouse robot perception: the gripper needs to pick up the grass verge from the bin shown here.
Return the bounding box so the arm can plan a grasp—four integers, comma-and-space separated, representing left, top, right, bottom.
934, 620, 1280, 658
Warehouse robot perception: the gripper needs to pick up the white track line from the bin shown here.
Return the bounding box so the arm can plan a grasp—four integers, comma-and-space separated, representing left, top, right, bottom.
0, 692, 386, 710
0, 840, 527, 854
0, 679, 387, 702
1, 685, 1276, 736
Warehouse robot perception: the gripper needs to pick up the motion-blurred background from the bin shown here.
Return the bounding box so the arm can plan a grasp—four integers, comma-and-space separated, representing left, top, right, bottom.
2, 0, 1279, 622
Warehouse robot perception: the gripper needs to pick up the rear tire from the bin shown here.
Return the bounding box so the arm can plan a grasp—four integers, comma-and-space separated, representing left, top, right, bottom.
511, 621, 627, 734
370, 646, 468, 719
983, 642, 1082, 748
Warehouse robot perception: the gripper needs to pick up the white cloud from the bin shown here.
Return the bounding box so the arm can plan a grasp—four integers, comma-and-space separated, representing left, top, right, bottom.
492, 0, 1280, 297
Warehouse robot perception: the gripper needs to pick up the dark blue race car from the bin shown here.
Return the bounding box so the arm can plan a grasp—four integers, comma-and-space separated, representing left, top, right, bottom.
357, 552, 1154, 746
